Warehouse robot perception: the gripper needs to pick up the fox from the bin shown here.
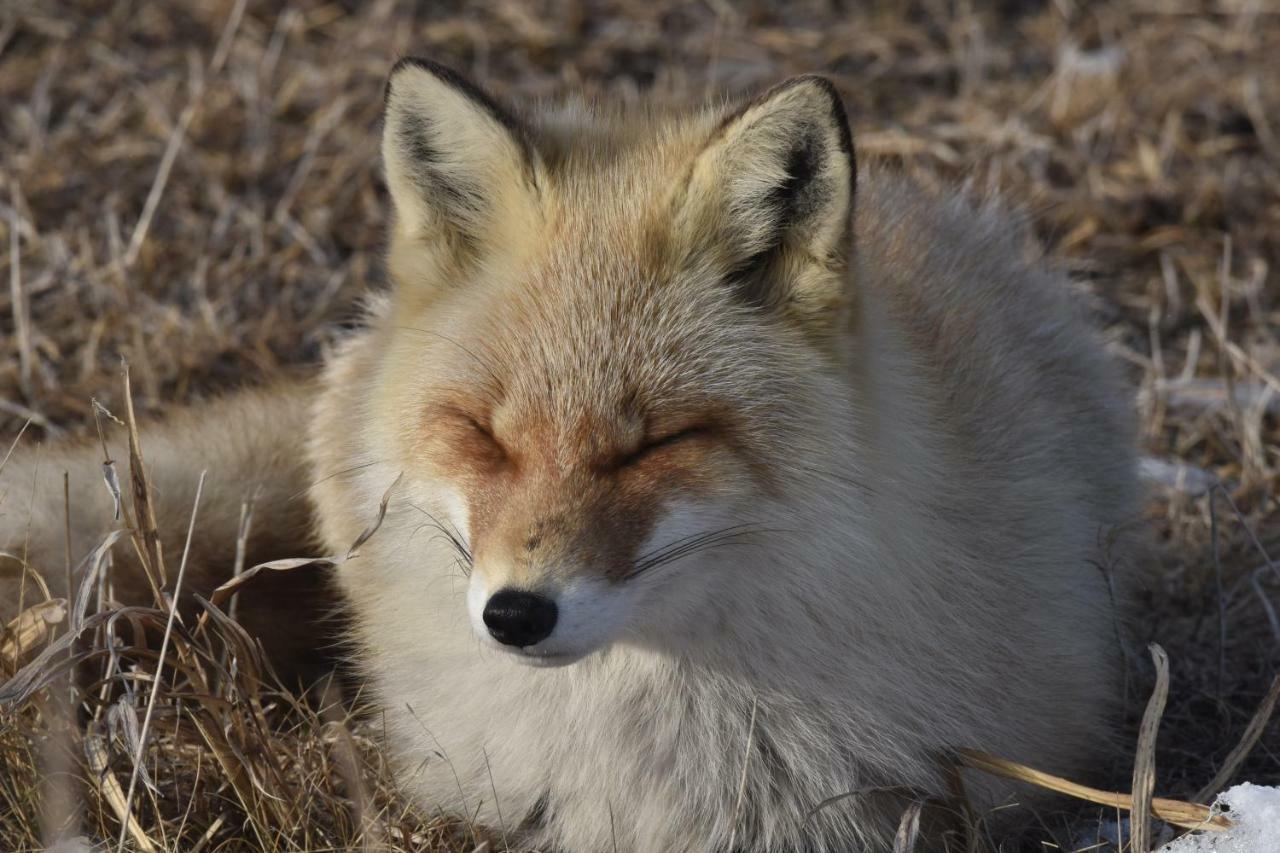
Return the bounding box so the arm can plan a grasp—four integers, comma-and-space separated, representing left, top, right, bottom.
1, 60, 1138, 851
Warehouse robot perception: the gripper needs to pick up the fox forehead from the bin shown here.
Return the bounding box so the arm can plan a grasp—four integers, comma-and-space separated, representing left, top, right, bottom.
407, 229, 743, 417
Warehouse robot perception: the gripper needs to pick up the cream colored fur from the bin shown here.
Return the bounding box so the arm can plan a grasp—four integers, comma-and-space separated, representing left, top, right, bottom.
2, 62, 1138, 852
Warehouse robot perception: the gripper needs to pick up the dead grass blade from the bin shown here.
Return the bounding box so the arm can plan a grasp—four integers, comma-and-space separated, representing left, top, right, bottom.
185, 812, 227, 853
893, 800, 924, 853
0, 598, 65, 673
725, 693, 759, 852
84, 735, 157, 853
0, 609, 119, 706
0, 417, 30, 477
1195, 674, 1280, 804
1130, 644, 1170, 852
203, 472, 400, 618
8, 193, 31, 397
114, 470, 204, 853
119, 362, 165, 598
955, 749, 1230, 833
322, 679, 376, 850
185, 711, 277, 844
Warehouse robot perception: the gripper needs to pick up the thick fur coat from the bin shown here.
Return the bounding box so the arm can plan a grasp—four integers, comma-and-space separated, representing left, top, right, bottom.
2, 62, 1137, 851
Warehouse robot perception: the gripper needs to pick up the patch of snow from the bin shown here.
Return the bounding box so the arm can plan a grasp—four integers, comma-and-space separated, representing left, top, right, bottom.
1159, 783, 1280, 853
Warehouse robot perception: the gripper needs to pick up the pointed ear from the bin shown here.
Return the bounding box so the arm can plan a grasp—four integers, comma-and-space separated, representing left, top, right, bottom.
672, 76, 855, 320
382, 58, 542, 252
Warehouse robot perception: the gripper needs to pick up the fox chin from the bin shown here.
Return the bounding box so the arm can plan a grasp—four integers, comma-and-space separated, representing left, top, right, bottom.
2, 57, 1139, 853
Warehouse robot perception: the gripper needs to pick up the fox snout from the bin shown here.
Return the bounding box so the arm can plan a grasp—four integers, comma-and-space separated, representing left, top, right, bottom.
466, 565, 637, 667
482, 589, 558, 648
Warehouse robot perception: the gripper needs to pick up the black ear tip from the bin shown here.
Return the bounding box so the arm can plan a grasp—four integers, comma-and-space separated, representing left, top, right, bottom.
385, 56, 460, 102
382, 57, 524, 144
385, 57, 486, 106
389, 56, 461, 83
782, 73, 840, 95
729, 75, 853, 162
778, 75, 854, 157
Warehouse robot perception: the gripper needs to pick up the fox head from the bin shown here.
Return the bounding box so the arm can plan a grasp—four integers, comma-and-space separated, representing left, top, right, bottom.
366, 59, 859, 666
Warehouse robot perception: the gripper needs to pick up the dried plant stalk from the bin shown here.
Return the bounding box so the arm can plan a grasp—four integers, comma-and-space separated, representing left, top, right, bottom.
956, 749, 1231, 832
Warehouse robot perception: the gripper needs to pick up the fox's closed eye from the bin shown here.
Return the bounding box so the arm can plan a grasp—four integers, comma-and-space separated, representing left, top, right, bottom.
457, 412, 508, 462
465, 416, 494, 440
466, 416, 502, 447
620, 426, 710, 468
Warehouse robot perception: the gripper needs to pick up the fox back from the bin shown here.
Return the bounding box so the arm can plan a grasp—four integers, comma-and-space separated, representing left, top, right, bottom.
306, 62, 1137, 851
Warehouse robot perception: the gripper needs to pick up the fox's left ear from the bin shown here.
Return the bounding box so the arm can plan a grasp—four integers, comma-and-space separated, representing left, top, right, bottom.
673, 76, 855, 323
382, 58, 542, 256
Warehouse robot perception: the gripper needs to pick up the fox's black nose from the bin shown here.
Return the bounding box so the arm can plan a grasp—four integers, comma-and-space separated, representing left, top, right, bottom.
483, 589, 558, 647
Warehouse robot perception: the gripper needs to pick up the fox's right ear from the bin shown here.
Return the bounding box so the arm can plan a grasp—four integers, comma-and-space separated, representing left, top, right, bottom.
382, 58, 542, 253
670, 76, 855, 332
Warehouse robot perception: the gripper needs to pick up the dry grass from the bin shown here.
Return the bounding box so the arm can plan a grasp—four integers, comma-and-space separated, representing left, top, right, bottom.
1, 0, 1278, 850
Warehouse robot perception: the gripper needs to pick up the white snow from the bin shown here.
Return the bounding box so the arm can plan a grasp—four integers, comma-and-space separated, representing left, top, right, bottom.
1159, 783, 1280, 853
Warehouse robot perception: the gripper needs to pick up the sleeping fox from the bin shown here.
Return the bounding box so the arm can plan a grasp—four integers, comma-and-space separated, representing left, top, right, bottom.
1, 60, 1138, 851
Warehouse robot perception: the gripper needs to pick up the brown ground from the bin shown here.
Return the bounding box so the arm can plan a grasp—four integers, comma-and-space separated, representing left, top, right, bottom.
1, 0, 1278, 850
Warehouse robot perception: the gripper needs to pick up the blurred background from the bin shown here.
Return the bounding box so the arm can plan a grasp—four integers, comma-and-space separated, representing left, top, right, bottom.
1, 1, 1277, 849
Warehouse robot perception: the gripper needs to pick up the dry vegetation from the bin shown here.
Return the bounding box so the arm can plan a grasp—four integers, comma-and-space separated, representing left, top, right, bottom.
1, 0, 1278, 850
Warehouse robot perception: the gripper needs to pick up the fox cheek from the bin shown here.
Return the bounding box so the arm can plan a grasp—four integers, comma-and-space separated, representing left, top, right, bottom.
437, 488, 472, 546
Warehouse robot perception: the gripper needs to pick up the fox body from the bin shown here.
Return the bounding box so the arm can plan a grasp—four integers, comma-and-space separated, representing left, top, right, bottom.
2, 62, 1137, 851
